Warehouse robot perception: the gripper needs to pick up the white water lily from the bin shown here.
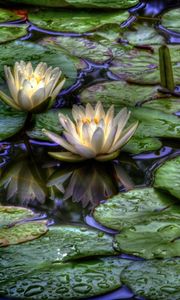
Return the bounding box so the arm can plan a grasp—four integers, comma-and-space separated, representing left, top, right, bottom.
0, 61, 65, 112
43, 102, 138, 162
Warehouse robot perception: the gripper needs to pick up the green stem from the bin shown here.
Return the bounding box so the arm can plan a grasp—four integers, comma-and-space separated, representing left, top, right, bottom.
159, 45, 175, 92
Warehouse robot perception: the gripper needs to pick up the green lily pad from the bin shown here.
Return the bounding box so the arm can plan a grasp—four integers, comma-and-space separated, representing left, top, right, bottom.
6, 0, 138, 8
0, 205, 48, 246
114, 220, 180, 259
131, 107, 180, 139
0, 206, 34, 226
121, 259, 180, 300
40, 33, 131, 63
0, 225, 116, 266
0, 257, 130, 300
0, 40, 78, 89
0, 8, 20, 23
80, 81, 160, 108
154, 156, 180, 200
0, 25, 28, 44
29, 9, 129, 34
122, 136, 162, 154
122, 22, 165, 45
27, 108, 72, 140
93, 188, 180, 230
142, 98, 180, 114
0, 221, 48, 247
110, 45, 180, 85
162, 8, 180, 33
0, 103, 26, 141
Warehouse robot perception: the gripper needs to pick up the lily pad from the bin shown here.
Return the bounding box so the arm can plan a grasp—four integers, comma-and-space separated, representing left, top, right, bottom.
0, 25, 28, 44
41, 34, 131, 63
114, 220, 180, 259
29, 9, 129, 34
80, 81, 160, 108
0, 221, 48, 247
0, 206, 48, 246
162, 8, 180, 33
6, 0, 138, 8
0, 8, 20, 23
154, 156, 180, 200
0, 206, 34, 226
27, 108, 72, 140
121, 259, 180, 300
110, 45, 180, 85
93, 188, 180, 230
0, 225, 116, 266
0, 103, 26, 140
122, 22, 165, 45
0, 40, 78, 89
0, 257, 130, 300
122, 136, 162, 154
142, 98, 180, 114
131, 107, 180, 139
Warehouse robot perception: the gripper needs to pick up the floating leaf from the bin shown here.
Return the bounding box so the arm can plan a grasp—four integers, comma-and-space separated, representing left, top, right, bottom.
80, 81, 160, 108
29, 9, 129, 34
6, 0, 138, 8
0, 41, 77, 89
0, 206, 48, 246
0, 206, 34, 226
27, 108, 72, 140
121, 259, 180, 300
142, 98, 180, 114
40, 33, 131, 63
0, 225, 116, 266
123, 136, 162, 154
154, 156, 180, 200
114, 220, 180, 259
162, 8, 180, 33
122, 22, 165, 45
0, 221, 48, 246
0, 103, 26, 140
93, 188, 180, 230
0, 8, 20, 22
0, 25, 28, 44
0, 257, 130, 299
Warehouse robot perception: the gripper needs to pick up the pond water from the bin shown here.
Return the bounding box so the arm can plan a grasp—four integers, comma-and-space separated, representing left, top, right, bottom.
0, 1, 180, 300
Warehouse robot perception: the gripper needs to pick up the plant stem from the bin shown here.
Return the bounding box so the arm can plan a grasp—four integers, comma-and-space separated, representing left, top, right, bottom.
159, 45, 175, 92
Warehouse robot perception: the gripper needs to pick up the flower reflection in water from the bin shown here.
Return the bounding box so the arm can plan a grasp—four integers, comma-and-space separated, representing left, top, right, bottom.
0, 157, 47, 206
48, 161, 134, 211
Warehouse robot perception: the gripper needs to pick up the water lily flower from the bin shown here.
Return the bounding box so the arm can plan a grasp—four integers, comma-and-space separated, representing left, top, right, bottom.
0, 61, 65, 112
43, 102, 138, 162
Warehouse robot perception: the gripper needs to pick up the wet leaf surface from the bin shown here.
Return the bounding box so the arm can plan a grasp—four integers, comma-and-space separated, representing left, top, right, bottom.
0, 257, 130, 299
0, 103, 26, 140
121, 259, 180, 300
0, 206, 34, 226
0, 206, 48, 246
0, 220, 48, 246
0, 225, 116, 265
29, 9, 129, 33
7, 0, 138, 8
154, 156, 180, 200
93, 188, 180, 230
0, 25, 28, 44
114, 220, 180, 259
0, 8, 20, 22
162, 8, 180, 32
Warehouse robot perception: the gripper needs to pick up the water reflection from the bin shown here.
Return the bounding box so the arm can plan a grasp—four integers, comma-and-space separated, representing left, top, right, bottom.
47, 161, 135, 211
0, 155, 47, 206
